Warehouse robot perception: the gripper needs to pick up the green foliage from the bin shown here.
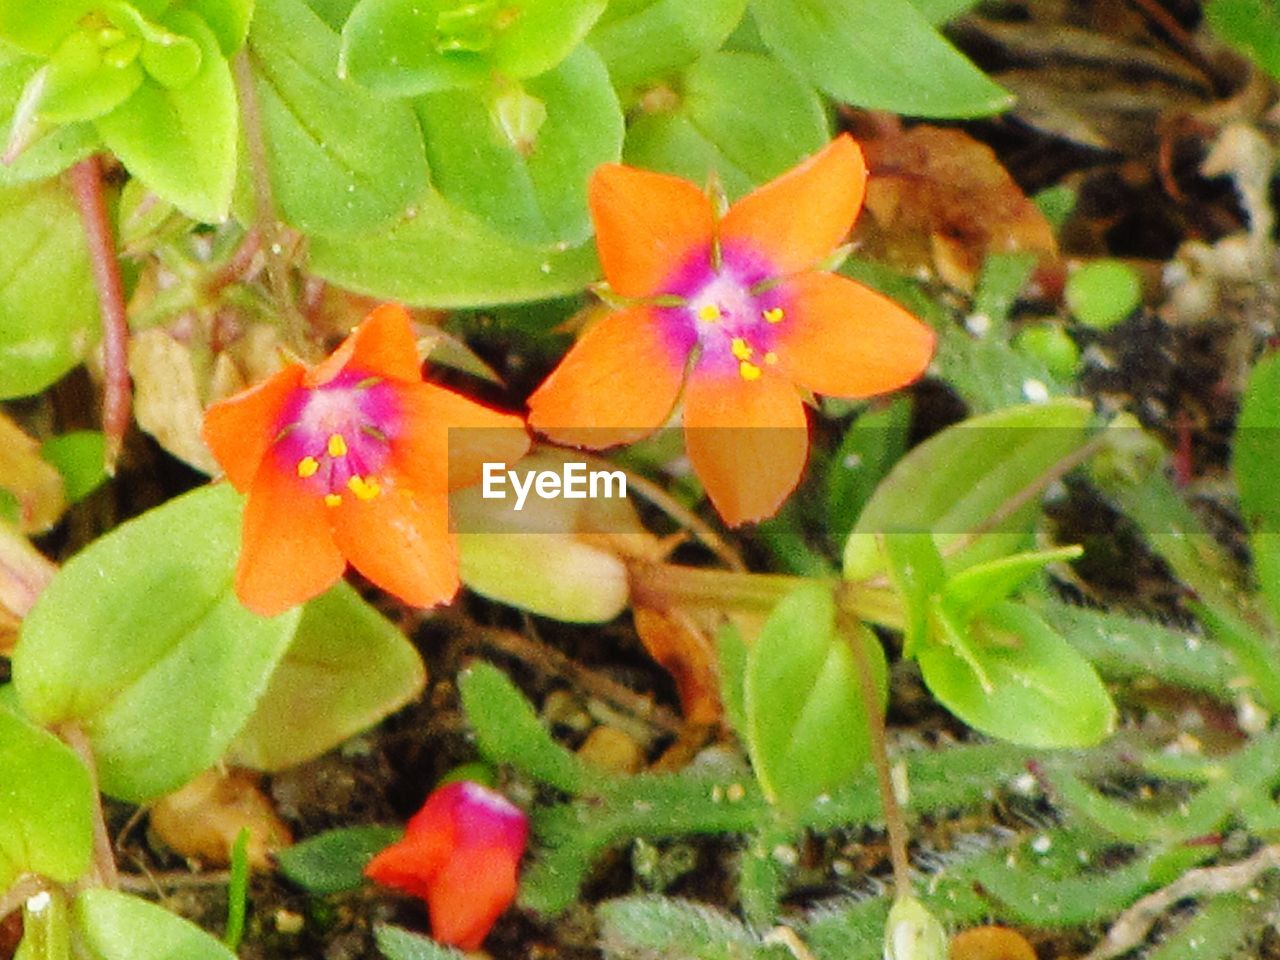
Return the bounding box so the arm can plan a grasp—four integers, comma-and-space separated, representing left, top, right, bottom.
41, 432, 108, 503
749, 0, 1010, 118
824, 397, 911, 551
1065, 259, 1142, 329
598, 896, 791, 960
73, 889, 238, 960
416, 45, 623, 246
339, 0, 606, 95
1206, 0, 1280, 81
1235, 351, 1280, 623
743, 584, 885, 815
226, 581, 426, 771
0, 51, 99, 184
12, 484, 302, 802
375, 925, 467, 960
275, 825, 403, 893
242, 0, 429, 236
588, 0, 747, 92
622, 52, 829, 200
0, 707, 94, 889
0, 179, 98, 399
224, 829, 250, 950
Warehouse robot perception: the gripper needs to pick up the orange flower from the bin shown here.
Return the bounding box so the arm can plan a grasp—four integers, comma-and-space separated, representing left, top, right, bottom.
365, 780, 528, 950
528, 135, 935, 526
202, 304, 528, 616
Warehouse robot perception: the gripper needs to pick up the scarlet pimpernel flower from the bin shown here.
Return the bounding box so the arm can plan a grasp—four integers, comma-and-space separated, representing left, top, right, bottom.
528, 135, 936, 526
365, 780, 528, 950
202, 304, 528, 616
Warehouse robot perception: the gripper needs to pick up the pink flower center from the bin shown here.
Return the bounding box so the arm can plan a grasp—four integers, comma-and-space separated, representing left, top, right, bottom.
273, 371, 397, 507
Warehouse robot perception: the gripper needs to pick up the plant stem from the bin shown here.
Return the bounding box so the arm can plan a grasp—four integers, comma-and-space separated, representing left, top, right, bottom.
68, 156, 130, 474
59, 724, 118, 889
840, 609, 913, 901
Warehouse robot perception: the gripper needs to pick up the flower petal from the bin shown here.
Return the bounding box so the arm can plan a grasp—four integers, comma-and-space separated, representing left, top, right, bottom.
776, 272, 935, 398
236, 464, 346, 617
202, 366, 305, 491
364, 833, 448, 903
528, 307, 687, 448
428, 842, 520, 949
683, 369, 808, 526
391, 383, 530, 494
331, 478, 458, 608
719, 135, 866, 275
306, 303, 423, 387
589, 165, 715, 298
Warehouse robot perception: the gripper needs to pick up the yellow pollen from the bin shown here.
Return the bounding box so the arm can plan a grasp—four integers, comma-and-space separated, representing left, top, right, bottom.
730, 337, 753, 361
764, 351, 778, 365
697, 303, 722, 322
739, 361, 762, 381
296, 456, 320, 478
763, 307, 784, 324
324, 493, 343, 508
327, 433, 348, 457
347, 475, 382, 501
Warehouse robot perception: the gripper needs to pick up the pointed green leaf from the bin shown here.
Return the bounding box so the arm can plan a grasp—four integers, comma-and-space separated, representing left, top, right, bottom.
226, 581, 425, 771
939, 545, 1082, 623
96, 11, 236, 222
73, 890, 237, 960
1235, 351, 1280, 624
0, 179, 98, 398
587, 0, 747, 91
622, 51, 828, 201
825, 396, 911, 552
0, 52, 99, 183
0, 708, 94, 890
415, 44, 622, 246
242, 0, 429, 237
275, 825, 403, 893
12, 485, 302, 802
375, 925, 467, 960
881, 532, 945, 658
744, 584, 885, 814
37, 32, 144, 124
340, 0, 606, 96
918, 600, 1115, 747
750, 0, 1011, 118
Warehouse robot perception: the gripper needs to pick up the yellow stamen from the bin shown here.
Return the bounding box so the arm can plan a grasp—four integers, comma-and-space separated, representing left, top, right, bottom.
764, 351, 778, 365
324, 493, 343, 508
698, 303, 722, 322
327, 433, 348, 457
763, 307, 784, 324
296, 456, 320, 478
347, 475, 382, 501
739, 361, 762, 381
730, 337, 753, 361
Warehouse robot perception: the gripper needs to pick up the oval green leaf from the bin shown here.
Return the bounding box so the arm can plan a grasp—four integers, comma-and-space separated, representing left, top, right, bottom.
416, 44, 622, 247
73, 889, 237, 960
0, 0, 96, 56
241, 0, 429, 237
275, 825, 403, 894
340, 0, 606, 96
0, 49, 99, 184
918, 600, 1115, 748
587, 0, 747, 92
0, 179, 98, 399
622, 51, 829, 201
0, 707, 94, 890
744, 583, 885, 815
749, 0, 1011, 118
95, 11, 236, 222
12, 484, 302, 802
226, 581, 425, 771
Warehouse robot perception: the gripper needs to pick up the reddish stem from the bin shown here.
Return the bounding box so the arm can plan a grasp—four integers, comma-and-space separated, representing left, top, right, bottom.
69, 156, 130, 474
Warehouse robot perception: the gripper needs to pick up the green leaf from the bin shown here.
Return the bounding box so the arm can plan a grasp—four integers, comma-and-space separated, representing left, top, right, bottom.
307, 185, 598, 306
0, 708, 94, 890
12, 485, 302, 802
375, 924, 467, 960
73, 889, 237, 960
939, 545, 1082, 623
275, 825, 402, 893
622, 51, 828, 201
881, 532, 946, 658
0, 52, 99, 183
0, 179, 98, 399
744, 584, 885, 815
242, 0, 429, 237
458, 661, 593, 792
716, 621, 749, 740
339, 0, 606, 96
824, 397, 910, 552
415, 44, 622, 246
226, 581, 425, 771
40, 431, 108, 503
1233, 351, 1280, 623
911, 0, 981, 23
588, 0, 747, 91
598, 896, 774, 960
185, 0, 256, 53
845, 399, 1096, 576
96, 11, 236, 222
1206, 0, 1280, 81
36, 33, 144, 124
918, 600, 1115, 747
0, 0, 95, 56
749, 0, 1011, 118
